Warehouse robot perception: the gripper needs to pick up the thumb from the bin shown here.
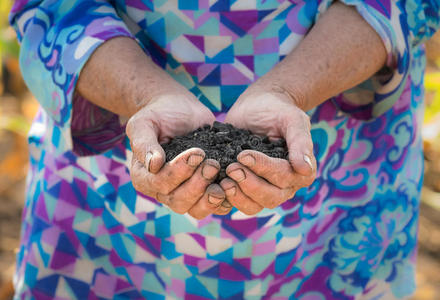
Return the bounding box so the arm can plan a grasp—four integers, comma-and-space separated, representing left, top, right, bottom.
126, 117, 165, 174
284, 115, 316, 177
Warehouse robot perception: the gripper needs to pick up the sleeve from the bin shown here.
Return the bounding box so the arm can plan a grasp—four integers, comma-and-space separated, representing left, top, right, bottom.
318, 0, 440, 120
9, 0, 135, 155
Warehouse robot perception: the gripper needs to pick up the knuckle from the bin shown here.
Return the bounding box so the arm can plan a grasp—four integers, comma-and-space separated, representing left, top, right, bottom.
278, 182, 291, 190
272, 173, 287, 187
151, 177, 173, 194
167, 166, 190, 183
130, 139, 144, 153
171, 197, 196, 214
150, 175, 163, 189
141, 175, 157, 191
162, 185, 175, 195
249, 190, 265, 204
262, 160, 276, 175
177, 190, 202, 204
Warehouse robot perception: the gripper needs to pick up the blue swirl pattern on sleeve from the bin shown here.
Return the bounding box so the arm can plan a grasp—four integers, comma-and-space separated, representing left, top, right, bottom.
10, 0, 134, 154
331, 0, 440, 119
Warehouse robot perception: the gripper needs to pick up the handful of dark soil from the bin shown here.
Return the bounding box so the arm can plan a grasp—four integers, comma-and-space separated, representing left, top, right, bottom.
161, 122, 288, 183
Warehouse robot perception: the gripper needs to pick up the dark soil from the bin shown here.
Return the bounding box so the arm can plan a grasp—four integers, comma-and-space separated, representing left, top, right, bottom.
161, 121, 288, 183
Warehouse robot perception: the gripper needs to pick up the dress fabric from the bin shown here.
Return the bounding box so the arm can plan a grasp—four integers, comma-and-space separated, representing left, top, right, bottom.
9, 0, 440, 299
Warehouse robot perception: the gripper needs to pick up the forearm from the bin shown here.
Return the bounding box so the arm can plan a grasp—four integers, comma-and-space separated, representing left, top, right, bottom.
76, 36, 186, 118
252, 2, 387, 111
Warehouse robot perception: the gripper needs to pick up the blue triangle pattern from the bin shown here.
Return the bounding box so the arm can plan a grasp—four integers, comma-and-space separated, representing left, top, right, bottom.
186, 276, 215, 299
86, 237, 110, 259
65, 276, 91, 299
210, 0, 230, 11
35, 274, 60, 297
56, 232, 78, 257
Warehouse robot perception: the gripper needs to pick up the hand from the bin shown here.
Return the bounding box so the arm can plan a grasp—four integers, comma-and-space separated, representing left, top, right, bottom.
126, 91, 232, 219
222, 90, 317, 215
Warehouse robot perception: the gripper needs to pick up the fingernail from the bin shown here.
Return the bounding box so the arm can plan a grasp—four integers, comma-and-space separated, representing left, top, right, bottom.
145, 151, 153, 172
187, 154, 204, 167
221, 200, 232, 208
225, 187, 236, 197
208, 195, 224, 205
228, 169, 246, 182
202, 163, 219, 180
303, 154, 313, 170
240, 154, 256, 167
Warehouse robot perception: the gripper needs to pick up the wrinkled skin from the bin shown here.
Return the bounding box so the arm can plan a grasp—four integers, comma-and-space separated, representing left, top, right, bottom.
222, 90, 317, 215
126, 91, 233, 219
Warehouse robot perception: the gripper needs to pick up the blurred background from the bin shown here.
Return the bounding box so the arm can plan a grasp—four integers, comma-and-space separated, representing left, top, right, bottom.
1, 1, 440, 299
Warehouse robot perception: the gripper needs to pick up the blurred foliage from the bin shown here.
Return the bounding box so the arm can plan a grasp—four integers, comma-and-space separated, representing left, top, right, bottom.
0, 1, 32, 140
1, 1, 26, 98
425, 72, 440, 123
0, 114, 30, 137
0, 0, 18, 59
425, 31, 440, 124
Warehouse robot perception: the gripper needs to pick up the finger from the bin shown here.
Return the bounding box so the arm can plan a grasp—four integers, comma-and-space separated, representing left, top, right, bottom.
187, 184, 225, 219
237, 150, 315, 188
284, 115, 316, 177
162, 159, 220, 214
220, 178, 263, 215
148, 147, 205, 195
213, 200, 234, 215
130, 158, 157, 198
237, 150, 297, 188
226, 163, 295, 209
126, 115, 165, 174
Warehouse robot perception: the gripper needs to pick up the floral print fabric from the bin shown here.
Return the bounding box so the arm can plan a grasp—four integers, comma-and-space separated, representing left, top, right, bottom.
9, 0, 440, 299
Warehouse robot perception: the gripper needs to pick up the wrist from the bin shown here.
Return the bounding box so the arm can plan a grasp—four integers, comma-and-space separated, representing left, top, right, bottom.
245, 78, 309, 111
130, 79, 188, 116
77, 36, 190, 118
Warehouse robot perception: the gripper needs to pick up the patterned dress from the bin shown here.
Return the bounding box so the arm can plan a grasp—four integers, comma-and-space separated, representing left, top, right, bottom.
9, 0, 440, 299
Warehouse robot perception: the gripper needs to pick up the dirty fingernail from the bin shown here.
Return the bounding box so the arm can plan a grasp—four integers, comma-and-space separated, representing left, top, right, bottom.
221, 200, 233, 208
187, 154, 204, 167
303, 154, 313, 170
208, 195, 224, 205
240, 154, 256, 167
202, 163, 219, 180
228, 169, 246, 182
145, 151, 153, 172
225, 187, 236, 197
